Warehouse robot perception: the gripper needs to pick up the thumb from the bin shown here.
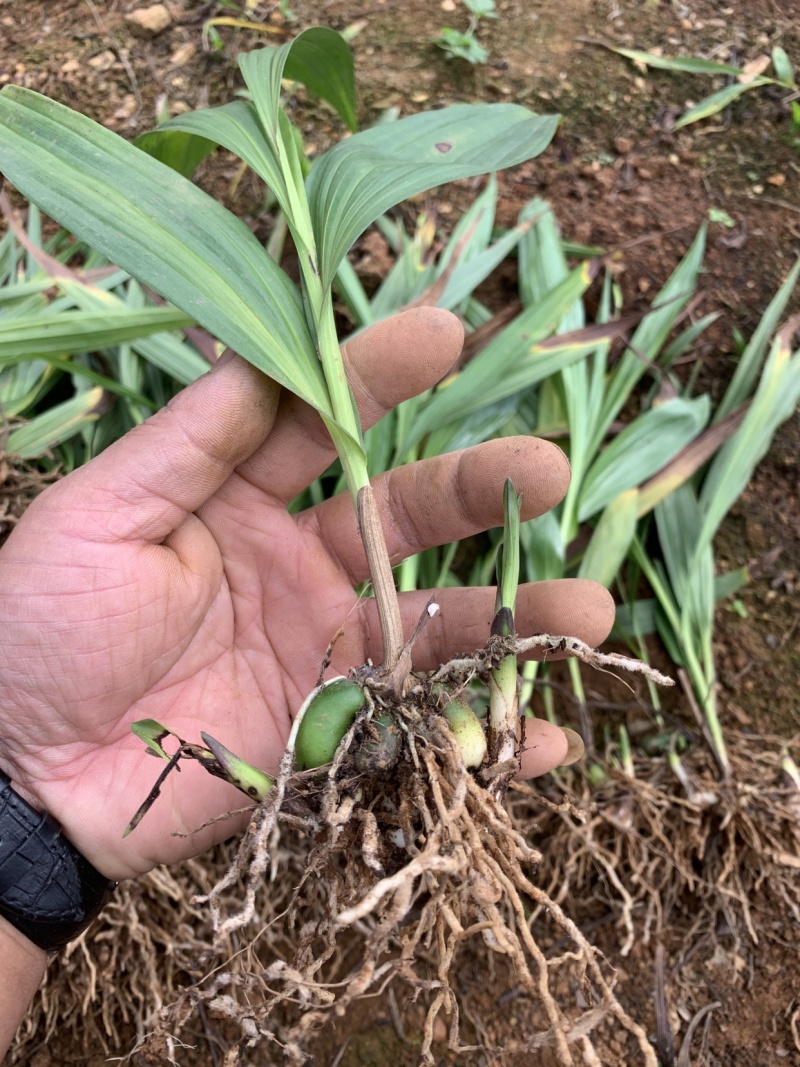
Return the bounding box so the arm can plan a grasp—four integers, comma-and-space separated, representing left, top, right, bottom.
45, 353, 281, 544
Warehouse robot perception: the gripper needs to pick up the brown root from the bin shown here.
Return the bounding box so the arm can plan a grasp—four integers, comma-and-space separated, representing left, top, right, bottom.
12, 721, 800, 1065
127, 663, 663, 1067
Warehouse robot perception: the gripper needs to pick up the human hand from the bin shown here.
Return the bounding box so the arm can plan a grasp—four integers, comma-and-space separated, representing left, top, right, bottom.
0, 308, 612, 881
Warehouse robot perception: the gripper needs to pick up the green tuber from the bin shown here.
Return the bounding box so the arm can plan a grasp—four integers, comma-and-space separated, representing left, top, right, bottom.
294, 677, 367, 771
442, 695, 488, 768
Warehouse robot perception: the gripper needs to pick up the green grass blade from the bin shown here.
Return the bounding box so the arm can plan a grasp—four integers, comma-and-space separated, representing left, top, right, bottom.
307, 103, 559, 289
0, 307, 193, 360
496, 479, 521, 613
0, 86, 331, 416
636, 404, 746, 516
714, 258, 800, 421
578, 488, 639, 587
662, 312, 720, 362
674, 80, 771, 128
592, 226, 705, 453
697, 319, 800, 553
654, 481, 701, 606
55, 276, 210, 384
520, 509, 564, 582
610, 47, 744, 77
7, 385, 107, 456
578, 395, 710, 521
334, 257, 375, 327
400, 259, 594, 453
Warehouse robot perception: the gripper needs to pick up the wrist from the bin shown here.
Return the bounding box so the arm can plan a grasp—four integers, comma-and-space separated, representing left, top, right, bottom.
0, 912, 47, 966
0, 769, 116, 954
0, 913, 47, 1059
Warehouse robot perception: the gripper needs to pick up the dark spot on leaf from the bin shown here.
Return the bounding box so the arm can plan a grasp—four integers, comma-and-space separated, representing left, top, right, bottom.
435, 141, 452, 154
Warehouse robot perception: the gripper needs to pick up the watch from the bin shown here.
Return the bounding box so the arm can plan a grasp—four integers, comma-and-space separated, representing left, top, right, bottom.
0, 769, 116, 953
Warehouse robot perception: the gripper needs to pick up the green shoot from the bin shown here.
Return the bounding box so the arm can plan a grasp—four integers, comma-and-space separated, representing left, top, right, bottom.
605, 43, 797, 129
487, 479, 521, 795
434, 0, 497, 65
124, 720, 273, 836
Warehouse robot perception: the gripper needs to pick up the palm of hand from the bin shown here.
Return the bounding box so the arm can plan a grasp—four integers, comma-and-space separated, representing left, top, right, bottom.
0, 311, 613, 880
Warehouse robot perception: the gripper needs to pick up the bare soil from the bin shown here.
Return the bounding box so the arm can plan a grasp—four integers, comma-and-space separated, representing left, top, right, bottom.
2, 0, 799, 1065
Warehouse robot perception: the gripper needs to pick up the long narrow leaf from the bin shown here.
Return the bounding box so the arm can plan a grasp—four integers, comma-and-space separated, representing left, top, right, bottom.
0, 307, 192, 360
578, 395, 710, 521
674, 80, 771, 128
578, 488, 639, 587
697, 316, 800, 552
592, 227, 705, 453
636, 404, 746, 516
400, 259, 594, 453
714, 258, 800, 421
610, 47, 744, 77
0, 86, 331, 415
7, 386, 107, 455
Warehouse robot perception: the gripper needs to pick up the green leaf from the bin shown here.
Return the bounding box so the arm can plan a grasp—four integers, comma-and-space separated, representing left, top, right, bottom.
578, 488, 638, 588
137, 100, 288, 200
520, 509, 564, 583
578, 395, 710, 521
465, 0, 497, 16
435, 30, 489, 64
0, 307, 193, 360
400, 259, 593, 453
56, 277, 210, 385
591, 226, 706, 454
610, 47, 745, 77
674, 80, 771, 129
131, 719, 180, 761
698, 320, 800, 554
307, 103, 559, 289
7, 386, 107, 456
771, 46, 795, 87
496, 478, 521, 613
134, 127, 217, 179
714, 258, 800, 421
0, 86, 331, 416
654, 481, 701, 607
240, 28, 357, 139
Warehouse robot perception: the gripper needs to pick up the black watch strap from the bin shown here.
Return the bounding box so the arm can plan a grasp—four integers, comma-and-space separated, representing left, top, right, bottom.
0, 769, 116, 953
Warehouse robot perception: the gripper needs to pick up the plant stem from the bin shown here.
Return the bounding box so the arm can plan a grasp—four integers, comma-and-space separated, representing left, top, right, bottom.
276, 123, 408, 683
487, 481, 522, 795
357, 483, 409, 686
302, 245, 408, 681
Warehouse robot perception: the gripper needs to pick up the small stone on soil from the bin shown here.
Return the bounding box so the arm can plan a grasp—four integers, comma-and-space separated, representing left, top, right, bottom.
124, 4, 172, 38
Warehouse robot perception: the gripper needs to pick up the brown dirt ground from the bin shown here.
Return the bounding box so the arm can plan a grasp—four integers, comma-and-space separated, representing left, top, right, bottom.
2, 0, 800, 1064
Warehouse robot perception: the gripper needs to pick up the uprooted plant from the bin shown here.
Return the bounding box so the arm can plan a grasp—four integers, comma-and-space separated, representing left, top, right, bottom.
0, 26, 676, 1063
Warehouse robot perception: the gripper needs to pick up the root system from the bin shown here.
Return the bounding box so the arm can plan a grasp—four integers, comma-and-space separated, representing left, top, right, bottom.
126, 639, 672, 1067
11, 634, 798, 1067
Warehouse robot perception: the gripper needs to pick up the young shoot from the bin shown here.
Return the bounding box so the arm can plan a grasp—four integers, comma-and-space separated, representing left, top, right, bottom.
487, 479, 522, 797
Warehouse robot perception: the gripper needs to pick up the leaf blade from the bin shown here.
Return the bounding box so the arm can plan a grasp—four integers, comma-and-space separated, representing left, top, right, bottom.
307, 103, 559, 289
0, 86, 331, 416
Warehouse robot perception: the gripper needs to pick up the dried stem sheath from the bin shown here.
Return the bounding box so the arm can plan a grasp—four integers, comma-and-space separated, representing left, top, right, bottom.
357, 484, 409, 689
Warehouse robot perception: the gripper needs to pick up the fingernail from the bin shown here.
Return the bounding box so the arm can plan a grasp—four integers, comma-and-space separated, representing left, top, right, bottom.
558, 727, 585, 767
212, 347, 237, 371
